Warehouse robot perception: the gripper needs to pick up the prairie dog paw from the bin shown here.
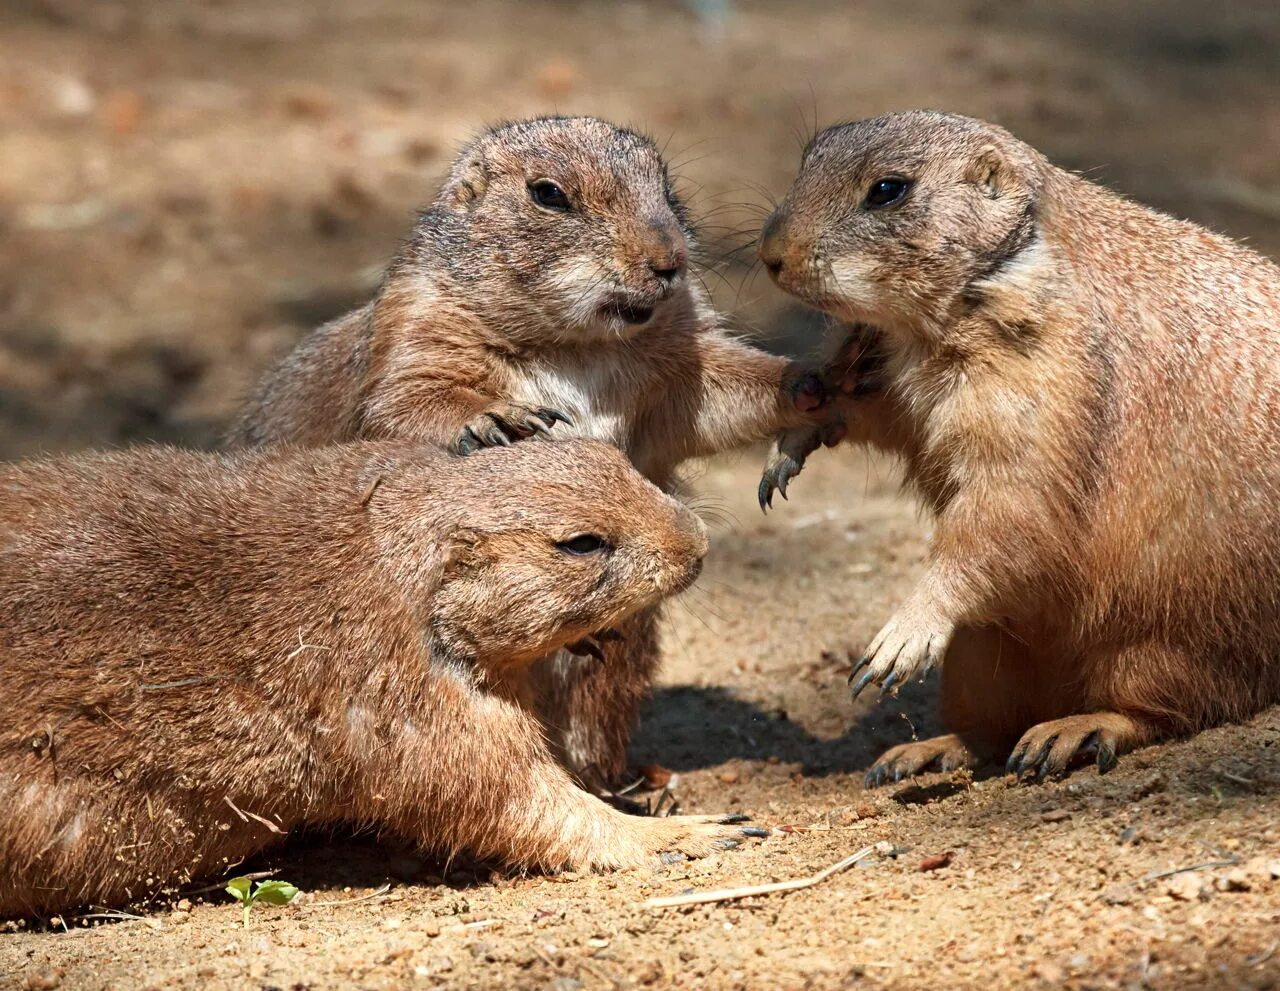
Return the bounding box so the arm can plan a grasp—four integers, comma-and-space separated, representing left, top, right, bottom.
639, 814, 767, 865
1005, 712, 1156, 781
584, 814, 766, 871
850, 610, 953, 698
758, 423, 844, 511
758, 428, 819, 511
454, 403, 572, 454
864, 734, 975, 788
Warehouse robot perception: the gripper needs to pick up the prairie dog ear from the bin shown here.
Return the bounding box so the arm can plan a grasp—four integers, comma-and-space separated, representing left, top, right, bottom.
442, 527, 488, 575
966, 145, 1010, 199
441, 151, 488, 212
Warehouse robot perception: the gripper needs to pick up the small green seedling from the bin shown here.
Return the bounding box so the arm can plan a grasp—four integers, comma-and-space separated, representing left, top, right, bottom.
224, 877, 300, 928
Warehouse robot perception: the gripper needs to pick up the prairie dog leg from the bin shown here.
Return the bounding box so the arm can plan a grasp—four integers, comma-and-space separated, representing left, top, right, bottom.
373, 674, 760, 871
862, 626, 1042, 788
533, 608, 660, 785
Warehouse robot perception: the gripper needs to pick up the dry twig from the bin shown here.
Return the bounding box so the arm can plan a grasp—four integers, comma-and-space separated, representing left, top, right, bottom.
306, 883, 392, 908
182, 869, 277, 897
1247, 940, 1279, 968
1141, 858, 1238, 883
74, 909, 162, 930
644, 845, 876, 909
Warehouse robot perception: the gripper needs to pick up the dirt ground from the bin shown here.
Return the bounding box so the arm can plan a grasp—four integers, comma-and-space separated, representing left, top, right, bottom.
2, 1, 1279, 988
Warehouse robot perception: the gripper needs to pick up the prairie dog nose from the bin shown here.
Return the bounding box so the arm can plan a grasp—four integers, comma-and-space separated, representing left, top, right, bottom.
758, 210, 788, 276
644, 220, 688, 283
663, 507, 709, 595
677, 505, 710, 563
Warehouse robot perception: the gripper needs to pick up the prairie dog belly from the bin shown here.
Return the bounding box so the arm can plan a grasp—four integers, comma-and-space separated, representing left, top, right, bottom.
504, 359, 644, 453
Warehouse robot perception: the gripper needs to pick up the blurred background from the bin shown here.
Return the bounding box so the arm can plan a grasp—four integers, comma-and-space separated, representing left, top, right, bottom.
1, 0, 1278, 461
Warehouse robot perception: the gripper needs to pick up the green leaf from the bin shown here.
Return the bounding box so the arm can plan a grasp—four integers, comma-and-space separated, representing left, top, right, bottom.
252, 880, 300, 906
224, 876, 252, 904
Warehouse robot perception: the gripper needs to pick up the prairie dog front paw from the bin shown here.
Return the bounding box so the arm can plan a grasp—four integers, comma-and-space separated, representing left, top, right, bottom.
454, 402, 572, 454
758, 420, 846, 511
849, 603, 954, 698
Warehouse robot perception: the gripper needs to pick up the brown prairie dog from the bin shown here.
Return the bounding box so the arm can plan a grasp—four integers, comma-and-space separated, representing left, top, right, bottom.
758, 110, 1280, 784
0, 440, 758, 917
230, 115, 824, 782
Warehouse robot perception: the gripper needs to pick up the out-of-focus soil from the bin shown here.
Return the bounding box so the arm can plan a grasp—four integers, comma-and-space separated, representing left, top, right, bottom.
1, 2, 1278, 989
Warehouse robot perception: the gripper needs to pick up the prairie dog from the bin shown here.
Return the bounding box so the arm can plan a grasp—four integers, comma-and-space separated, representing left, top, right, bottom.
758, 110, 1280, 783
0, 440, 757, 916
230, 116, 822, 781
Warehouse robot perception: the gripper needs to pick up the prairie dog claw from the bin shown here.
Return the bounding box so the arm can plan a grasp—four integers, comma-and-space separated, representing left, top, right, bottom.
454, 403, 573, 455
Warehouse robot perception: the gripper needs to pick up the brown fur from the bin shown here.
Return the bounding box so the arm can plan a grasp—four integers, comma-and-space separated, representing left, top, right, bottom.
230, 116, 820, 782
0, 440, 756, 917
758, 110, 1280, 782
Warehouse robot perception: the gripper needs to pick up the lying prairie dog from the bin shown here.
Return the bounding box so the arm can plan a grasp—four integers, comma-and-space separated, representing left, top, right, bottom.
0, 439, 761, 916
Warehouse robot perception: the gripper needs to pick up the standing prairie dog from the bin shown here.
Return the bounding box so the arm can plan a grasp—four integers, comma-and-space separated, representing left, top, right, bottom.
758, 110, 1280, 783
231, 115, 823, 782
0, 440, 760, 917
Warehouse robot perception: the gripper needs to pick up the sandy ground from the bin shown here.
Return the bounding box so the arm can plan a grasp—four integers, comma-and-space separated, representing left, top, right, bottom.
1, 1, 1279, 988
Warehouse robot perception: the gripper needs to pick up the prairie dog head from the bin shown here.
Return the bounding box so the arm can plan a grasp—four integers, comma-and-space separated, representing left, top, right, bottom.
370, 439, 708, 670
408, 116, 696, 343
758, 111, 1046, 339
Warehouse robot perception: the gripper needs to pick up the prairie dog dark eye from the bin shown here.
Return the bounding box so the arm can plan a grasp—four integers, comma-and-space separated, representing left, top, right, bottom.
864, 177, 911, 209
529, 179, 571, 212
556, 534, 611, 556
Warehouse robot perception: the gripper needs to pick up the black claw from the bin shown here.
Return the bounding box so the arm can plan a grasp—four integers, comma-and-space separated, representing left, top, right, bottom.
543, 408, 573, 427
1005, 747, 1026, 776
758, 477, 774, 513
739, 826, 771, 838
527, 417, 553, 436
594, 628, 625, 642
847, 655, 871, 683
850, 670, 876, 699
456, 429, 481, 455
881, 672, 899, 695
488, 427, 511, 446
659, 851, 685, 865
713, 838, 742, 851
777, 473, 790, 500
1020, 734, 1058, 780
1097, 741, 1118, 774
719, 813, 750, 825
